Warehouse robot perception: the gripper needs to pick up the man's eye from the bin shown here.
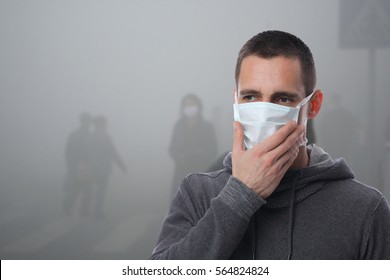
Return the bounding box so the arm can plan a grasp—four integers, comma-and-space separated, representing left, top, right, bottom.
242, 95, 256, 102
280, 97, 289, 102
278, 97, 293, 104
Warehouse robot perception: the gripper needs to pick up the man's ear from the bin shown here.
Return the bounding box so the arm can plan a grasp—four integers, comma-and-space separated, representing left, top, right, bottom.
308, 90, 323, 119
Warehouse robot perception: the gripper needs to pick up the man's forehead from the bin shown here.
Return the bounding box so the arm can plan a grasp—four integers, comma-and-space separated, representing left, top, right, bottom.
240, 55, 301, 71
238, 55, 305, 95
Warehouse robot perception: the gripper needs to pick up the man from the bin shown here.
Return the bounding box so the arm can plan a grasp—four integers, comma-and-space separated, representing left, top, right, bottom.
150, 30, 390, 259
89, 115, 127, 218
63, 112, 94, 216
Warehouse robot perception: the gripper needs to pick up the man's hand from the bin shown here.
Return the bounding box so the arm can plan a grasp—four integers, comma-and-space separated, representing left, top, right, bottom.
232, 120, 305, 199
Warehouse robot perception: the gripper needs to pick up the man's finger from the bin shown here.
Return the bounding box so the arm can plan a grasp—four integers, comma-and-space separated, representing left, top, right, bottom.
257, 120, 298, 152
270, 124, 305, 159
275, 141, 300, 170
232, 121, 244, 153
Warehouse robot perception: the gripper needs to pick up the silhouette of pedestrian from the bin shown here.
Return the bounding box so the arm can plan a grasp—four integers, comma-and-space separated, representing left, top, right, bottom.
169, 94, 218, 198
89, 115, 127, 218
63, 112, 94, 216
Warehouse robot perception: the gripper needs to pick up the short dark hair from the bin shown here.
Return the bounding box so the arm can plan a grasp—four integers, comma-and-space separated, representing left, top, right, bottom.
235, 30, 316, 96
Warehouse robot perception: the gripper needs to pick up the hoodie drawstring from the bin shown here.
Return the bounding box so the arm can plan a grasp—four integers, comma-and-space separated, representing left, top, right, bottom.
287, 171, 302, 260
250, 171, 302, 260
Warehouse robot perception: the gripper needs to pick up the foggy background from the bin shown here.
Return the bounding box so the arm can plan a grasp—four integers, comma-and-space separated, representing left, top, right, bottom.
0, 0, 389, 259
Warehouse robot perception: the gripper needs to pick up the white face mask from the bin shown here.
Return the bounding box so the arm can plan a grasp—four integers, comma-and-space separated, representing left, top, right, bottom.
183, 105, 199, 118
233, 92, 314, 150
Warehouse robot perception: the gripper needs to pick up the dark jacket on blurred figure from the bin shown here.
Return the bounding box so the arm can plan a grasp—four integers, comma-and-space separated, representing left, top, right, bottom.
169, 115, 217, 198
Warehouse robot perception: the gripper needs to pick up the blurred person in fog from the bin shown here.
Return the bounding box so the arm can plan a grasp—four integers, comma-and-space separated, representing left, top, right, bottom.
63, 112, 94, 216
319, 93, 371, 182
320, 93, 360, 160
169, 93, 218, 198
306, 119, 316, 145
89, 115, 127, 218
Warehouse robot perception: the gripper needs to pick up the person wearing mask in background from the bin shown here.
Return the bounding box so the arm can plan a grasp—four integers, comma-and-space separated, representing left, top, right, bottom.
151, 30, 390, 259
169, 93, 218, 199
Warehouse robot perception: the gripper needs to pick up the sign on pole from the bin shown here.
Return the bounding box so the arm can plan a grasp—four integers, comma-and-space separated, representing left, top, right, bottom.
339, 0, 390, 49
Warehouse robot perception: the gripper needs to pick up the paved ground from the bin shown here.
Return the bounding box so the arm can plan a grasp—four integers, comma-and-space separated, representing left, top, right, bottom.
0, 189, 166, 260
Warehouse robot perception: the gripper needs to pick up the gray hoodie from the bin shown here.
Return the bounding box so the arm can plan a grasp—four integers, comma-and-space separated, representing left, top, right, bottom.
150, 145, 390, 259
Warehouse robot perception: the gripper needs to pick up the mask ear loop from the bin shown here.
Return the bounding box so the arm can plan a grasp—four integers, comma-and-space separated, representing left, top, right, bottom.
296, 91, 315, 147
296, 91, 315, 108
233, 90, 240, 121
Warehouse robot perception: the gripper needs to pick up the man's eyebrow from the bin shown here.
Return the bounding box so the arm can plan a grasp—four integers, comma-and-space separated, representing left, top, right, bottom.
271, 91, 300, 99
239, 89, 262, 96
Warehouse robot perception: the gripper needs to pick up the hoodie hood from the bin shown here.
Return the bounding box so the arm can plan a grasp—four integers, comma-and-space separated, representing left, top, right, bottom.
223, 144, 355, 209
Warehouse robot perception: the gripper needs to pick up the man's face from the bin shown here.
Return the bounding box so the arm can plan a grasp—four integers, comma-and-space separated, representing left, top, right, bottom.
236, 55, 306, 106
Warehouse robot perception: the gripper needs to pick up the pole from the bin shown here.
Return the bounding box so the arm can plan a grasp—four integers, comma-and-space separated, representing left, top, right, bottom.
368, 47, 379, 190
